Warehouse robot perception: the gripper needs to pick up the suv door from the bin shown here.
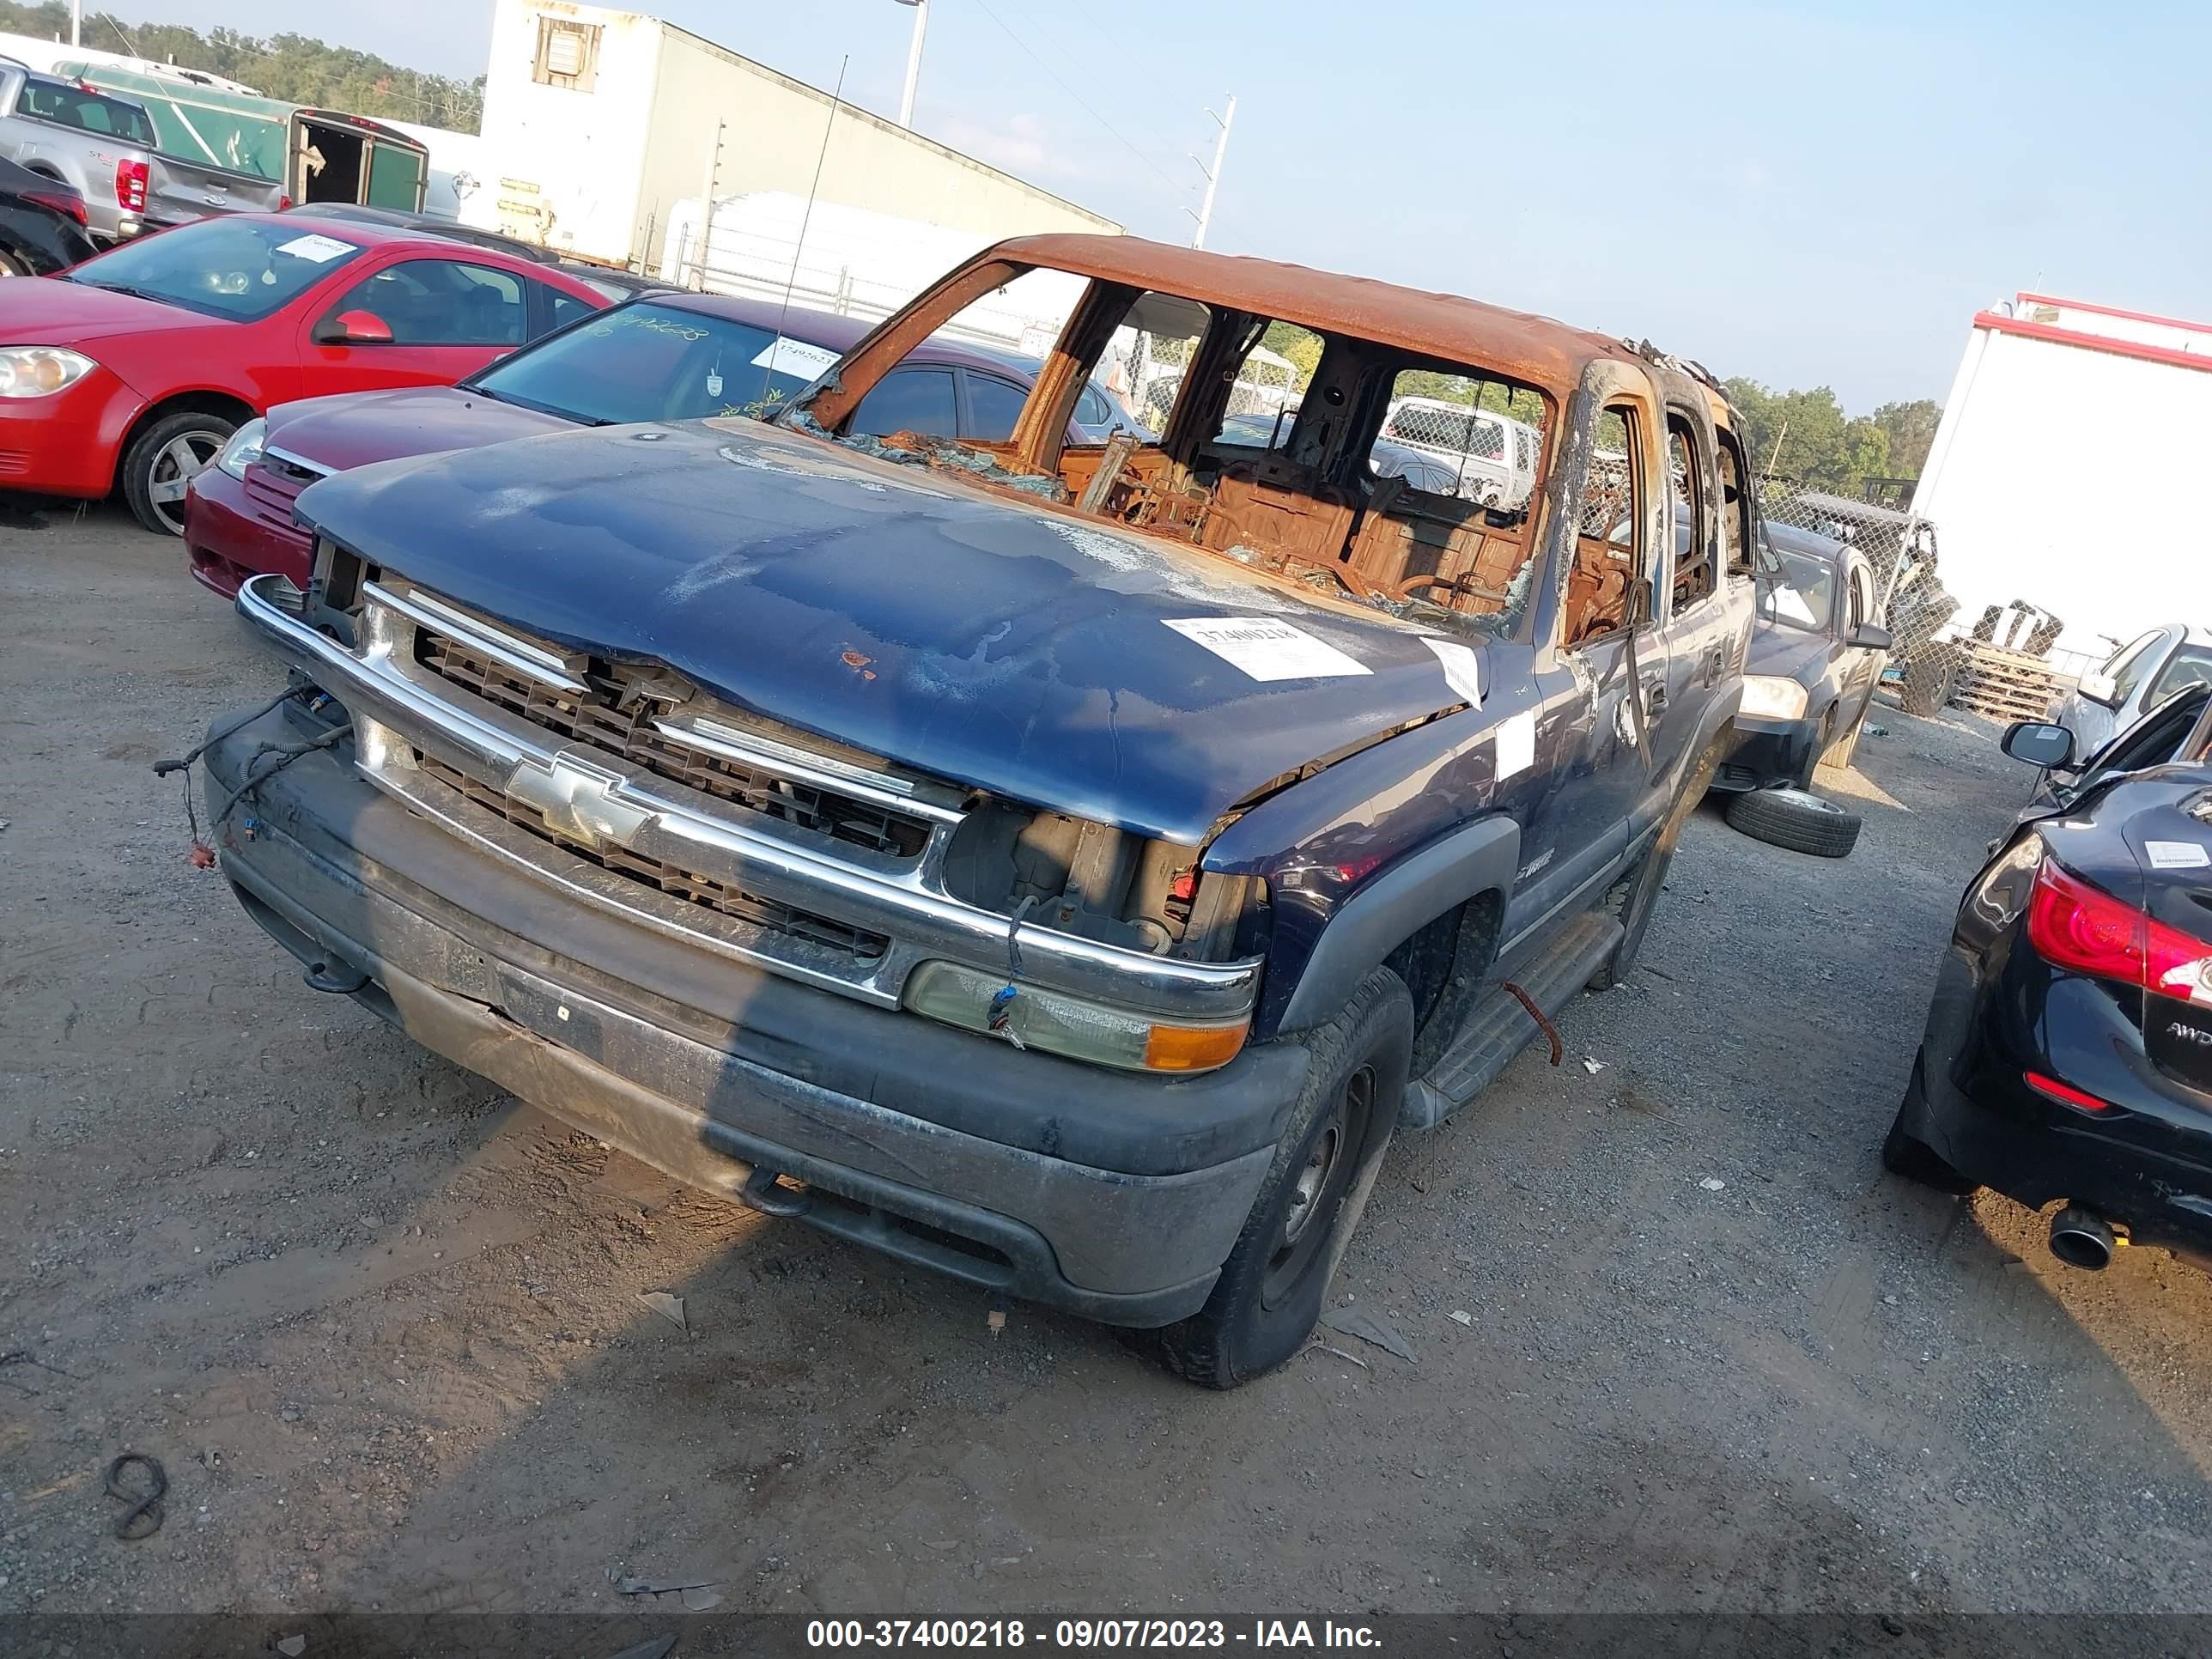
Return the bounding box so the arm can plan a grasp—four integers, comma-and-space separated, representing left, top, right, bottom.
1644, 405, 1733, 820
301, 255, 534, 394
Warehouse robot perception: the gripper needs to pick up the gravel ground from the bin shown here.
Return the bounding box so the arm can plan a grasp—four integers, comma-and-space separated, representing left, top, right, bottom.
5, 507, 2212, 1630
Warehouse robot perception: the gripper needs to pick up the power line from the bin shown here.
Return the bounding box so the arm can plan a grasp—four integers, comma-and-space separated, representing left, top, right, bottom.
966, 0, 1182, 194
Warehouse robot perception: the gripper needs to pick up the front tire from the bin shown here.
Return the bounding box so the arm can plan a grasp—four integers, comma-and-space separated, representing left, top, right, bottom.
121, 409, 237, 536
0, 250, 27, 278
1156, 968, 1413, 1389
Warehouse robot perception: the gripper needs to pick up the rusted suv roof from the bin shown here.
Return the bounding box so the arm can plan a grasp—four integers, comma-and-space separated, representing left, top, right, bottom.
994, 233, 1639, 401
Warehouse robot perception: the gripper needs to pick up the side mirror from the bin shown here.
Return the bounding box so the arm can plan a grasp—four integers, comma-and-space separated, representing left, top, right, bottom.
313, 307, 394, 346
1846, 622, 1893, 652
2002, 720, 2075, 770
2075, 670, 2120, 710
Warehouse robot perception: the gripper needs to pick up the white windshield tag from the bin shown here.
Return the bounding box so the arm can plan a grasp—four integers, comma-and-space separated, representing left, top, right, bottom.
275, 233, 356, 264
2147, 840, 2211, 870
749, 336, 841, 381
1421, 636, 1482, 707
1162, 617, 1371, 682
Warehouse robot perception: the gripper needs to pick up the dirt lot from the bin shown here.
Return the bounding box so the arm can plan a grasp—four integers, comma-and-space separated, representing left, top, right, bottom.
6, 507, 2212, 1634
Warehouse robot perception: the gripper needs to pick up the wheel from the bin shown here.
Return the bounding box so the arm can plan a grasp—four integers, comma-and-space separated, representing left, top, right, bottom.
121, 409, 237, 536
0, 250, 27, 278
1881, 1058, 1977, 1194
1155, 967, 1413, 1389
1589, 732, 1727, 990
1723, 786, 1863, 858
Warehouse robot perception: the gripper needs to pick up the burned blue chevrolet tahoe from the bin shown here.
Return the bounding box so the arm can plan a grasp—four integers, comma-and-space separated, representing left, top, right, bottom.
210, 235, 1754, 1387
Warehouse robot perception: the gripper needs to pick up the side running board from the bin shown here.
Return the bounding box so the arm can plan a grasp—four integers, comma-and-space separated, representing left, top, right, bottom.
1399, 908, 1625, 1130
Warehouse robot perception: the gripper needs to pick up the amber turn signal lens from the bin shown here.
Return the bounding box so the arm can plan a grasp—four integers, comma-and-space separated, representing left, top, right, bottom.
1143, 1020, 1250, 1072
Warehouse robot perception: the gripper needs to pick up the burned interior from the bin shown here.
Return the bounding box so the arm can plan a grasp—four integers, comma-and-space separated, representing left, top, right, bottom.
790, 240, 1572, 635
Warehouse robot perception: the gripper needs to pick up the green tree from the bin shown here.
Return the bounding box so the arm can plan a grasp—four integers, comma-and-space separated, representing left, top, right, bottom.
1723, 377, 1900, 493
1870, 398, 1942, 479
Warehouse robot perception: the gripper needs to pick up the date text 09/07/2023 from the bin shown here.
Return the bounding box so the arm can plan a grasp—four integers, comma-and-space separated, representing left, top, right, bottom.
805, 1620, 1382, 1649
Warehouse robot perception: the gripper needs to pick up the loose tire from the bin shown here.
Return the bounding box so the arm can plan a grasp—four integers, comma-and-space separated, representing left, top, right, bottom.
1156, 968, 1413, 1389
1881, 1058, 1977, 1194
121, 409, 237, 536
1724, 786, 1862, 858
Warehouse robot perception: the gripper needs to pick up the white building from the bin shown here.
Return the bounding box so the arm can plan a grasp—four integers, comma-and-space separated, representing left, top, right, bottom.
1913, 290, 2212, 659
464, 0, 1119, 270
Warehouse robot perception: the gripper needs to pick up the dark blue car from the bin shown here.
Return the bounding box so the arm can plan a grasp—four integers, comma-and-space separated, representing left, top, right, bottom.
208, 234, 1757, 1386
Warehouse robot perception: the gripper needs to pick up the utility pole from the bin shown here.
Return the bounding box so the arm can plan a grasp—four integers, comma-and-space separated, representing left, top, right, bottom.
70, 0, 81, 47
894, 0, 927, 129
692, 119, 725, 289
1184, 94, 1236, 250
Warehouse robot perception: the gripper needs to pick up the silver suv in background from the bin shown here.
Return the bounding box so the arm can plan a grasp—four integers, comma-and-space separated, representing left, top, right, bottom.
0, 58, 152, 244
2057, 623, 2212, 758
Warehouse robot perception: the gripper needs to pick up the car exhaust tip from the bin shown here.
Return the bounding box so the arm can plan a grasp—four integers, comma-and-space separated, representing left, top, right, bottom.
2049, 1205, 2116, 1271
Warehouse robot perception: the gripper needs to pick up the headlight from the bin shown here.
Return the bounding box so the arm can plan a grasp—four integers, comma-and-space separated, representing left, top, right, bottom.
902, 960, 1249, 1073
1739, 674, 1809, 721
0, 346, 95, 398
216, 416, 269, 481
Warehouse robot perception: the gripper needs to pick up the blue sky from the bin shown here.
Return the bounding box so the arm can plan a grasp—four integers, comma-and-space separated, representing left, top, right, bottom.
120, 0, 2212, 407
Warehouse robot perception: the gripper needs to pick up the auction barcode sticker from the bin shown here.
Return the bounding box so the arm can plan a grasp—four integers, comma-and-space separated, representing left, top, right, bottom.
1163, 617, 1372, 682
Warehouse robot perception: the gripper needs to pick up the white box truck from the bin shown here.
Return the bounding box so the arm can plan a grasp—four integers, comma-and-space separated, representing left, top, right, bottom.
464, 0, 1118, 270
1912, 291, 2212, 663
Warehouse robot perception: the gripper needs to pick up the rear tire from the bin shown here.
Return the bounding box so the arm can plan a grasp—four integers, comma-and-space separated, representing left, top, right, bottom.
1155, 968, 1413, 1389
1882, 1058, 1978, 1194
1724, 786, 1863, 858
121, 409, 237, 536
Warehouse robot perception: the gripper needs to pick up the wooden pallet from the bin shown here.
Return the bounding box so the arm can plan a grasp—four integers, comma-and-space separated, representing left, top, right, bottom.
1949, 639, 2062, 722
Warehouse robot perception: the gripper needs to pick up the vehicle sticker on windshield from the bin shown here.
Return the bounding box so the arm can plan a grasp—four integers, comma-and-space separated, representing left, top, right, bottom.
1420, 637, 1482, 708
1494, 708, 1535, 781
2147, 840, 2211, 870
275, 233, 356, 264
750, 336, 841, 381
1162, 617, 1371, 682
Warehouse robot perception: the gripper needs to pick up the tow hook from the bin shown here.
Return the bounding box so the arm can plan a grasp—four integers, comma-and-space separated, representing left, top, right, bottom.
302, 956, 371, 994
2049, 1205, 2124, 1271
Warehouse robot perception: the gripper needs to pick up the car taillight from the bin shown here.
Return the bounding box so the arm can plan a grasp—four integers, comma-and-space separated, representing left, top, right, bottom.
23, 187, 87, 226
115, 156, 148, 213
2025, 856, 2212, 1004
278, 193, 293, 210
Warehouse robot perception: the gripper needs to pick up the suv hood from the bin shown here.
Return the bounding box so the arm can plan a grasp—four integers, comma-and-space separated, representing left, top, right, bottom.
268, 385, 574, 471
296, 418, 1486, 844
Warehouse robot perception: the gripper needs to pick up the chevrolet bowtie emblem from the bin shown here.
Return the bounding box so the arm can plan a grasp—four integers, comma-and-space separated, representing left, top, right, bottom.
505, 754, 652, 851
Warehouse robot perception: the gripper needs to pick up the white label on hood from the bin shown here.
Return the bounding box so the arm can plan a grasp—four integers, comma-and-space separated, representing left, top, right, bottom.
1163, 617, 1371, 682
2147, 840, 2211, 870
749, 336, 841, 380
1421, 636, 1482, 708
1494, 708, 1535, 781
275, 233, 356, 264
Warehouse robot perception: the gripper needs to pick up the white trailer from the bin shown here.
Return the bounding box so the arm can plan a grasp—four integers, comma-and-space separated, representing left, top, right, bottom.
464, 0, 1118, 270
1912, 290, 2212, 663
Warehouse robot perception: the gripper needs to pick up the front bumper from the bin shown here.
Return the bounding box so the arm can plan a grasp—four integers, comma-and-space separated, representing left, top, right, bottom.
1905, 950, 2212, 1267
1715, 714, 1819, 792
204, 700, 1303, 1324
0, 369, 138, 498
185, 465, 313, 598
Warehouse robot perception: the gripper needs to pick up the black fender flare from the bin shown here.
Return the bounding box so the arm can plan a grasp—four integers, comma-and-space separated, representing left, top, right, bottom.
1274, 814, 1521, 1034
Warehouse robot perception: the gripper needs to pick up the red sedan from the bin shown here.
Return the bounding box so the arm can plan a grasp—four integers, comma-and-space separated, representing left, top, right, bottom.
0, 213, 610, 533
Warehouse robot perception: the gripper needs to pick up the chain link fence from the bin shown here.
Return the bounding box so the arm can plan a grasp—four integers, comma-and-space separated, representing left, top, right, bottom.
1758, 481, 2083, 727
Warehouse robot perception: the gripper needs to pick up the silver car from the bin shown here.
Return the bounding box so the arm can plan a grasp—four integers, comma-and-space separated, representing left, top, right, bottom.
0, 60, 154, 244
2055, 623, 2212, 757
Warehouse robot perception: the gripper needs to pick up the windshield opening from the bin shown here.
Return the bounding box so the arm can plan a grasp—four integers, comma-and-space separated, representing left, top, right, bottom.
69, 218, 365, 320
472, 302, 842, 425
790, 263, 1558, 640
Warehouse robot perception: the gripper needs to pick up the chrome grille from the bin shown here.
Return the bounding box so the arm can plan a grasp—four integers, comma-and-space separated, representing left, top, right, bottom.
415, 632, 935, 860
415, 750, 890, 963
